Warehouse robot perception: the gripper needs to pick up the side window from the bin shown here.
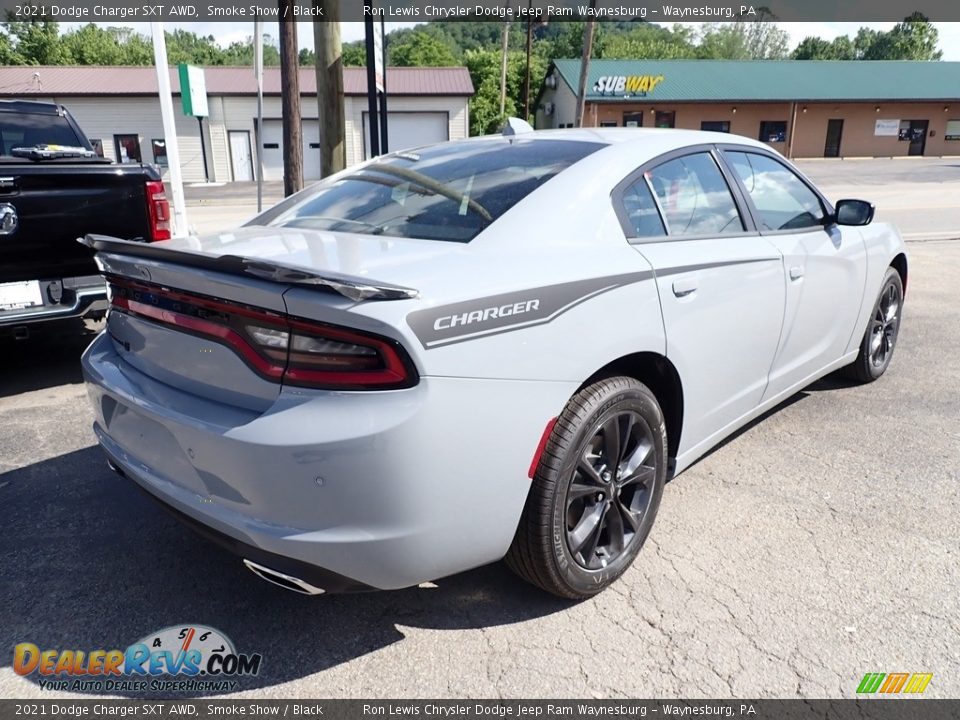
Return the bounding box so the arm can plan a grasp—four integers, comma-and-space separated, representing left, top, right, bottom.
646, 152, 744, 236
726, 151, 825, 231
619, 178, 666, 239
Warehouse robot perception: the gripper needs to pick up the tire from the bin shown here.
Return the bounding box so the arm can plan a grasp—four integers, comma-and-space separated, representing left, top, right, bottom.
506, 376, 667, 599
843, 267, 904, 384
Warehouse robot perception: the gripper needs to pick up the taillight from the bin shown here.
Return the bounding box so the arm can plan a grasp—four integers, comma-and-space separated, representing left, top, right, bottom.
108, 278, 417, 390
145, 180, 171, 241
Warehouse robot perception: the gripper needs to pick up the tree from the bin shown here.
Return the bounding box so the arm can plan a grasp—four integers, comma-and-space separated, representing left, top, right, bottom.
602, 25, 696, 59
3, 19, 68, 65
791, 35, 856, 60
792, 14, 942, 61
698, 20, 790, 60
341, 41, 365, 67
869, 13, 942, 60
60, 24, 126, 65
163, 29, 226, 65
389, 30, 459, 67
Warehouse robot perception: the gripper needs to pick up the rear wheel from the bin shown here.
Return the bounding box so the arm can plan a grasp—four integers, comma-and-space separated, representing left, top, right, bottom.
506, 376, 667, 599
844, 267, 903, 383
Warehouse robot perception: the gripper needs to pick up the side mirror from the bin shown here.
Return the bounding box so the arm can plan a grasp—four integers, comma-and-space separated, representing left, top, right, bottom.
834, 199, 875, 226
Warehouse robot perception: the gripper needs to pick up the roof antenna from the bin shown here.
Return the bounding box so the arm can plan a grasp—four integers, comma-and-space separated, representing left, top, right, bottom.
501, 117, 534, 136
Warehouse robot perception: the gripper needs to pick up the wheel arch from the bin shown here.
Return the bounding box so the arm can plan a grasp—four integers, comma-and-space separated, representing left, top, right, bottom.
890, 252, 908, 296
579, 352, 684, 461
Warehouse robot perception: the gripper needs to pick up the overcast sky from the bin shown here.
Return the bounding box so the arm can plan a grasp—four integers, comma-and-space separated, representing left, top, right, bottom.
58, 21, 960, 60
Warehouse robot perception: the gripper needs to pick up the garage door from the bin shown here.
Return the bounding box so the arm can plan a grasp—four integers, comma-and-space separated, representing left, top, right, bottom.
259, 119, 322, 182
362, 112, 448, 160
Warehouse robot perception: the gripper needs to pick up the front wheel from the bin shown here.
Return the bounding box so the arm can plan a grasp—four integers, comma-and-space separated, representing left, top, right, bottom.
844, 267, 904, 383
506, 376, 667, 599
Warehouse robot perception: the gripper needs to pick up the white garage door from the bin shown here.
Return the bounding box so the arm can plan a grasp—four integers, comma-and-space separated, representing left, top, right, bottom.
362, 112, 448, 160
259, 119, 322, 182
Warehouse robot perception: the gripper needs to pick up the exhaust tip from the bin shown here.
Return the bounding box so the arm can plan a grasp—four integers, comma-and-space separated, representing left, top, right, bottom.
243, 559, 325, 596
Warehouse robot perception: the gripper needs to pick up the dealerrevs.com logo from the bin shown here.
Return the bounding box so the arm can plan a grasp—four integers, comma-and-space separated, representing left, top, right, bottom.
13, 625, 262, 693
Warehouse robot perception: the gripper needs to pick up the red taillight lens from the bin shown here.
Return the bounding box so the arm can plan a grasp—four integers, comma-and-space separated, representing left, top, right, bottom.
145, 180, 171, 241
108, 279, 417, 390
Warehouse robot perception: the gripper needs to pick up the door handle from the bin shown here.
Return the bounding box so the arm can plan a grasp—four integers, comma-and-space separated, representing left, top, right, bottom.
672, 277, 698, 298
789, 266, 804, 281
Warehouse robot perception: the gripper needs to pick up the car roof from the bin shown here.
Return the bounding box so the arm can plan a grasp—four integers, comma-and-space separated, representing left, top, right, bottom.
518, 126, 773, 152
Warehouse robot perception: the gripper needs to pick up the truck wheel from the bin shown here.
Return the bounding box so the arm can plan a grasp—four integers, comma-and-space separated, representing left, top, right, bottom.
506, 376, 667, 599
844, 267, 903, 383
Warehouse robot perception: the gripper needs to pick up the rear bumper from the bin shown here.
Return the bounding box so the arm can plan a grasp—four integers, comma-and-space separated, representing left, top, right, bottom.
0, 276, 106, 328
105, 448, 375, 593
82, 331, 574, 591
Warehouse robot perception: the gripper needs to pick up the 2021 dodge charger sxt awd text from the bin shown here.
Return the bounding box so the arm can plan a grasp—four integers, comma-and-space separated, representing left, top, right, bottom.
81, 128, 906, 599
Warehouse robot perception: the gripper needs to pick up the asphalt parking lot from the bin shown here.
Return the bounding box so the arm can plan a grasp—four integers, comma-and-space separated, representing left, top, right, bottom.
1, 159, 958, 699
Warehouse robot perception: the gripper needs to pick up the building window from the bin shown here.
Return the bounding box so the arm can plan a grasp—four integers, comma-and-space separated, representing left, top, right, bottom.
151, 139, 168, 167
701, 121, 730, 133
599, 121, 618, 127
944, 120, 960, 141
114, 134, 141, 163
623, 112, 643, 128
89, 139, 104, 157
654, 111, 675, 129
759, 121, 787, 143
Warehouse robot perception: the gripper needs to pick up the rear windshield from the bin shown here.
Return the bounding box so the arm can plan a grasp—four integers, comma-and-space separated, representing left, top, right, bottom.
252, 138, 605, 243
0, 113, 85, 156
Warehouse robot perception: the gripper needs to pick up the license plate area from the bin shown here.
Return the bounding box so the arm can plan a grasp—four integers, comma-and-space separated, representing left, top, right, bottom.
0, 280, 43, 311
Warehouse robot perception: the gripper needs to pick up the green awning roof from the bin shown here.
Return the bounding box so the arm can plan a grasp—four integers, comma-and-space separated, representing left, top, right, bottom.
549, 59, 960, 102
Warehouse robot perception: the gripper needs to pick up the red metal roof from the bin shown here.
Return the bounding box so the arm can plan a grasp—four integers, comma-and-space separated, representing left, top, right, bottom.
0, 66, 473, 97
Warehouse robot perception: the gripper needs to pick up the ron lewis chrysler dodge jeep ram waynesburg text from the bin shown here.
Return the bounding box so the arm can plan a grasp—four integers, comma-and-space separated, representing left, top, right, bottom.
81, 128, 906, 599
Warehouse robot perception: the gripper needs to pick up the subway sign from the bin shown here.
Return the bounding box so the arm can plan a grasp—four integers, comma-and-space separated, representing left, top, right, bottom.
593, 75, 665, 96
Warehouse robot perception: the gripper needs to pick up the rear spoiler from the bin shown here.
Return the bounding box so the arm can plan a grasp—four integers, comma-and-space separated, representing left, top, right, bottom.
80, 234, 419, 302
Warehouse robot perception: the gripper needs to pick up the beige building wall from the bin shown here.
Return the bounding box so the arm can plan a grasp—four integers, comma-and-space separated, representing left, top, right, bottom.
578, 100, 960, 159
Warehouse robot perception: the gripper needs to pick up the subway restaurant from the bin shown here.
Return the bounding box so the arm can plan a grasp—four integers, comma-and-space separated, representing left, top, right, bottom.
535, 59, 960, 158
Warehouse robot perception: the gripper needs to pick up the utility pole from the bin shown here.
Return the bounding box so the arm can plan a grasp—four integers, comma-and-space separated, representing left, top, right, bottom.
314, 0, 345, 177
575, 4, 597, 128
499, 19, 509, 116
523, 7, 532, 121
278, 2, 302, 196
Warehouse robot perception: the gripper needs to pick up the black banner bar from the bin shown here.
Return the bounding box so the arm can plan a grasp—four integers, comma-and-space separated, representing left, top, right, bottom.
1, 700, 959, 720
2, 0, 960, 23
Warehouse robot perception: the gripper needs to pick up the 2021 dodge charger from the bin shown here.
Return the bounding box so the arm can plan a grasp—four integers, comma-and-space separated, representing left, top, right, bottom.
81, 128, 907, 599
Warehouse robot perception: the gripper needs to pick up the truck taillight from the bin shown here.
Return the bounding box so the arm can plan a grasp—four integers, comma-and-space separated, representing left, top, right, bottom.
145, 180, 171, 241
107, 279, 418, 390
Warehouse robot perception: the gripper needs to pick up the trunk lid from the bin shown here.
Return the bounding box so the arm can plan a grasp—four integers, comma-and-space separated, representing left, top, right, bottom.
87, 228, 444, 411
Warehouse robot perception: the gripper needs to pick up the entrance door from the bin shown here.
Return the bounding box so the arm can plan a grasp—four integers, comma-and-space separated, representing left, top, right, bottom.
908, 120, 928, 156
228, 131, 253, 182
824, 119, 843, 157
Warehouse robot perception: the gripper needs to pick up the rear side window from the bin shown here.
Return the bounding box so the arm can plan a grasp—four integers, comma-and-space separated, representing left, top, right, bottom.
0, 113, 84, 156
726, 151, 825, 231
646, 152, 744, 236
619, 178, 666, 239
257, 138, 605, 243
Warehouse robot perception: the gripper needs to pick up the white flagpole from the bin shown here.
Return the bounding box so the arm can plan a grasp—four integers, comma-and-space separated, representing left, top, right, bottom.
254, 20, 264, 212
150, 22, 189, 237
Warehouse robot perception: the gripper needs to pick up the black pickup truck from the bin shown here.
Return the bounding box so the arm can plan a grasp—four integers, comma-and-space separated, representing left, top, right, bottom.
0, 99, 170, 337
